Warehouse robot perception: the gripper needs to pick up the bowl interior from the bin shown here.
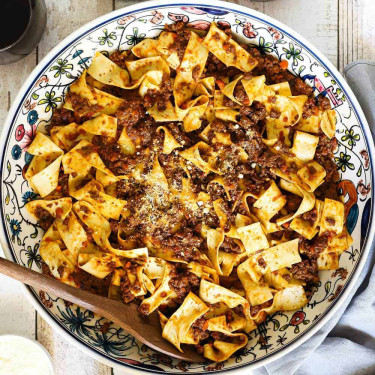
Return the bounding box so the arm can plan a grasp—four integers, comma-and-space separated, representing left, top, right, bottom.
1, 2, 373, 373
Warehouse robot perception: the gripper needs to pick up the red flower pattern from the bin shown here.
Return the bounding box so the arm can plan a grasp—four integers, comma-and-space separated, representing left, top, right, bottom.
358, 180, 371, 196
243, 22, 258, 38
150, 11, 164, 25
268, 26, 281, 40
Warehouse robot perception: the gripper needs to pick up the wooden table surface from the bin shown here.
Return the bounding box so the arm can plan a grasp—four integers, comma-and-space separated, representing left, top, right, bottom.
0, 0, 374, 374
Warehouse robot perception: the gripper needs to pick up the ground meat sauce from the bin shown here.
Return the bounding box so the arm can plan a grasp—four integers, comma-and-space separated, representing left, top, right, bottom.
153, 228, 204, 262
245, 45, 312, 95
72, 269, 111, 296
120, 264, 142, 303
191, 316, 210, 342
205, 52, 241, 79
41, 21, 347, 355
143, 74, 172, 111
67, 93, 102, 119
300, 232, 331, 259
220, 237, 242, 254
315, 135, 340, 199
285, 193, 302, 212
115, 100, 148, 128
250, 300, 273, 317
257, 256, 267, 268
109, 50, 130, 69
165, 22, 191, 62
302, 96, 331, 119
301, 208, 318, 224
290, 259, 319, 283
50, 107, 77, 127
169, 268, 200, 303
233, 82, 248, 104
34, 207, 54, 230
57, 172, 69, 197
192, 312, 246, 355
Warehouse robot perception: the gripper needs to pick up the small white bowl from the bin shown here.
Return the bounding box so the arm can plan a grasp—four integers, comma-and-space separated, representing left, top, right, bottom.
0, 335, 54, 375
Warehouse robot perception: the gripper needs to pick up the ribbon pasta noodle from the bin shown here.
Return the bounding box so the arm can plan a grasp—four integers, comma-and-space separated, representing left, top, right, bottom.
24, 21, 350, 362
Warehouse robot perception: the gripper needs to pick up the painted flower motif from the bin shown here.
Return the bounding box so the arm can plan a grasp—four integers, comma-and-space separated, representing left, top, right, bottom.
290, 311, 309, 326
117, 15, 135, 25
217, 20, 231, 29
49, 58, 73, 78
348, 248, 359, 262
24, 151, 33, 165
280, 311, 310, 333
125, 27, 146, 46
146, 353, 174, 369
195, 7, 229, 16
39, 291, 53, 308
10, 219, 22, 237
23, 243, 41, 269
181, 6, 206, 15
38, 90, 62, 113
19, 124, 37, 152
90, 331, 132, 356
235, 18, 246, 27
22, 191, 38, 204
72, 49, 84, 59
335, 152, 355, 172
59, 306, 94, 337
150, 10, 164, 24
34, 75, 49, 88
243, 22, 258, 39
357, 180, 371, 196
360, 150, 369, 168
232, 347, 248, 363
276, 333, 287, 346
24, 99, 37, 111
205, 363, 225, 371
27, 110, 38, 125
167, 12, 189, 23
258, 36, 273, 54
176, 362, 188, 372
187, 20, 211, 31
268, 26, 281, 40
258, 334, 272, 350
98, 29, 117, 47
15, 124, 25, 141
341, 129, 360, 147
282, 42, 304, 66
11, 145, 22, 160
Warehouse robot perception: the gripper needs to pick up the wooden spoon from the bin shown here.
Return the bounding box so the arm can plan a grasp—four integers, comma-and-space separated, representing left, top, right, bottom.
0, 257, 203, 362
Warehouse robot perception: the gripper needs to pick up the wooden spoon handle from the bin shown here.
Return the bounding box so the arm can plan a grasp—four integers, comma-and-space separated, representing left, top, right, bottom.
0, 256, 140, 335
0, 257, 202, 362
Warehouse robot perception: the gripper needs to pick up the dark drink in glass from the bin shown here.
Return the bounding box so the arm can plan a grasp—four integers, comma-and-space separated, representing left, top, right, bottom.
0, 0, 47, 65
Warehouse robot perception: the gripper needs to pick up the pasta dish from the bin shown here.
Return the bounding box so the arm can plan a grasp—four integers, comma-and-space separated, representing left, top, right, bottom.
25, 21, 351, 361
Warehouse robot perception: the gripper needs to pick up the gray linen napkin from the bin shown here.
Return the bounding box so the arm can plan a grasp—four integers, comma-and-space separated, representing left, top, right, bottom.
254, 61, 375, 375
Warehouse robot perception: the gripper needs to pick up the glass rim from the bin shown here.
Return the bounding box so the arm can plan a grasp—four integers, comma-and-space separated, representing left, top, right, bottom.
0, 0, 33, 53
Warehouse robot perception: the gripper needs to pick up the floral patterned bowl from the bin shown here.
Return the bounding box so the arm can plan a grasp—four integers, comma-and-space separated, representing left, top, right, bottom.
1, 1, 374, 373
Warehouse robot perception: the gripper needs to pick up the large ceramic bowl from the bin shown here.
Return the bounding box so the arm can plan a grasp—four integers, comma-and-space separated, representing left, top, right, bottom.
1, 1, 374, 373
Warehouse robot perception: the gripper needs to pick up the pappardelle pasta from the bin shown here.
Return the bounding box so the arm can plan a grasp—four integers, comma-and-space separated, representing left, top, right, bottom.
25, 21, 351, 361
